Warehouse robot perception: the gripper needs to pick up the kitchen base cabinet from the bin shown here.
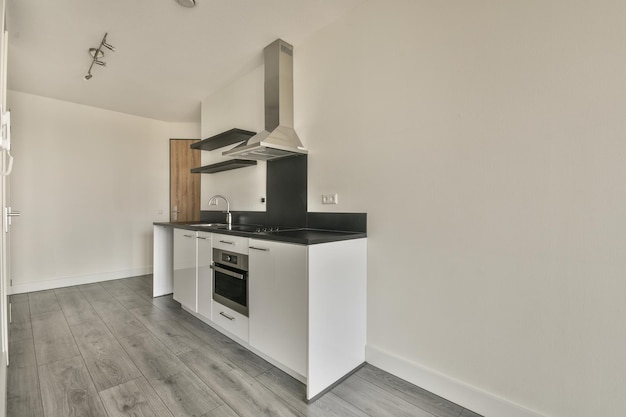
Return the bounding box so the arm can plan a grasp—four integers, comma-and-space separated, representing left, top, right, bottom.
248, 238, 367, 401
153, 225, 173, 297
196, 232, 212, 319
158, 226, 366, 403
249, 240, 307, 378
212, 233, 248, 253
212, 301, 249, 343
173, 229, 197, 311
173, 229, 212, 315
307, 238, 367, 400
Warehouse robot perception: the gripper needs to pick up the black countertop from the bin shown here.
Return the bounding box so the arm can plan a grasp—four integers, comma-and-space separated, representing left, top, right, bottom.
153, 222, 366, 245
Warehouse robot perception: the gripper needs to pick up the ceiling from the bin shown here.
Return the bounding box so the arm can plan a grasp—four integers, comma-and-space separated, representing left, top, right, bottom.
6, 0, 363, 123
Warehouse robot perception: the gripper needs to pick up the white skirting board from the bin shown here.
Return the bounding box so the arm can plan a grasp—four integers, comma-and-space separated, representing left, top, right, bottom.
8, 266, 153, 295
366, 345, 545, 417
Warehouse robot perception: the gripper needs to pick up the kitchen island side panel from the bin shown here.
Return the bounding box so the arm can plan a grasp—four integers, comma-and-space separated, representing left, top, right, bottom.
153, 225, 173, 297
306, 238, 367, 400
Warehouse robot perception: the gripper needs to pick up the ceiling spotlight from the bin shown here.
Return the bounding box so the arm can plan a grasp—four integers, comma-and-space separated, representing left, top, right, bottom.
83, 32, 115, 80
102, 41, 116, 52
89, 48, 104, 59
177, 0, 196, 7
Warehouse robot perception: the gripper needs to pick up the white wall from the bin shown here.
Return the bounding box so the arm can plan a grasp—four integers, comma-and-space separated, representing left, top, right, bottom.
7, 91, 199, 292
201, 1, 625, 417
199, 65, 266, 212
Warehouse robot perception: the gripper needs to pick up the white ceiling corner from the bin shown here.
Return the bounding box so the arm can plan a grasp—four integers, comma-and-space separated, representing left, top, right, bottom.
6, 0, 364, 122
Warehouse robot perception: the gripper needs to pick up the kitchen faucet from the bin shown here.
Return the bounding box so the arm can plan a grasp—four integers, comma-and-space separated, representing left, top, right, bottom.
208, 195, 231, 227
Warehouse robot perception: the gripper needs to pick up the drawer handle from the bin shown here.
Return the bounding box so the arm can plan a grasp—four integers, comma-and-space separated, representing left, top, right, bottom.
249, 246, 269, 252
219, 240, 235, 245
196, 236, 208, 240
183, 234, 194, 238
219, 312, 235, 321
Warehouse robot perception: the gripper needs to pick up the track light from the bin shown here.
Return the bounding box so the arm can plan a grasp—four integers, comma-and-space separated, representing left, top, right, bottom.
83, 33, 115, 80
177, 0, 196, 7
102, 41, 116, 52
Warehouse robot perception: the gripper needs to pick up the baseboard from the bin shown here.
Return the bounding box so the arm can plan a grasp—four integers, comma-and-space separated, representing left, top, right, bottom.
8, 267, 153, 295
365, 344, 545, 417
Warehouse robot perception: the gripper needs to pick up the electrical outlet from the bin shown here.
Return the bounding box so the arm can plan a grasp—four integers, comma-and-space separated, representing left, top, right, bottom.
261, 197, 266, 204
322, 193, 338, 204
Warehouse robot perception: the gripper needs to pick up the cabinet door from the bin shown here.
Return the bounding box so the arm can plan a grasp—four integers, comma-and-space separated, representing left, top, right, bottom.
248, 239, 307, 376
196, 231, 212, 319
173, 229, 197, 312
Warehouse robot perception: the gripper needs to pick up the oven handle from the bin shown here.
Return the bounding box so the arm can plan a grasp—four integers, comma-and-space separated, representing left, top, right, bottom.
210, 263, 245, 280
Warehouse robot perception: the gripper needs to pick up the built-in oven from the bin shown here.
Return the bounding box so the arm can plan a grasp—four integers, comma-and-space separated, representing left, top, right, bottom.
211, 247, 249, 317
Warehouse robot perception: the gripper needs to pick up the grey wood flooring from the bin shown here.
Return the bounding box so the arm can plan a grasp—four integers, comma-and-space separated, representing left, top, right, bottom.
7, 275, 482, 417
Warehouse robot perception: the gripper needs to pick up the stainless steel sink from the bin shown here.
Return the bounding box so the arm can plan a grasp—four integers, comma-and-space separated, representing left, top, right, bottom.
188, 223, 229, 228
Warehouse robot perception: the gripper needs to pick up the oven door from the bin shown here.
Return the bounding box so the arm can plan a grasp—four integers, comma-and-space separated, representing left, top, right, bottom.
212, 262, 248, 317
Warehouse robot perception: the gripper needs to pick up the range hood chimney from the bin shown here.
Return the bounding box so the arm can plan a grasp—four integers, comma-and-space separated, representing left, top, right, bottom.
223, 39, 307, 161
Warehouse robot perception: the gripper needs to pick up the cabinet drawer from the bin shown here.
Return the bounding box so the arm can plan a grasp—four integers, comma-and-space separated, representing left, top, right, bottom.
212, 302, 249, 342
212, 234, 249, 253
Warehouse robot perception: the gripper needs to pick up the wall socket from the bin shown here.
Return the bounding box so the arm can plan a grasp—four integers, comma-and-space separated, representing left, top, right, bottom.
322, 193, 338, 204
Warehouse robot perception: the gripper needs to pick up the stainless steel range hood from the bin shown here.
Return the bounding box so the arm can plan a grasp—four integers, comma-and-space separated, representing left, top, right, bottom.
223, 39, 307, 161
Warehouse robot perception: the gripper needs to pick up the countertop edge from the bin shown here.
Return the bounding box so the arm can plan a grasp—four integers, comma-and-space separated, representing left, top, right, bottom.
153, 222, 367, 245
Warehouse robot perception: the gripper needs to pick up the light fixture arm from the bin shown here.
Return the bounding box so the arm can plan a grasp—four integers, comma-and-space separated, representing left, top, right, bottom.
84, 32, 115, 80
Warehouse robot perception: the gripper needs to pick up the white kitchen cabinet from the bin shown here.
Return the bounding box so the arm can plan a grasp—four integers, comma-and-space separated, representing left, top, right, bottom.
173, 229, 197, 311
307, 238, 366, 400
247, 237, 367, 401
159, 226, 366, 402
248, 239, 308, 377
173, 229, 212, 314
212, 301, 249, 342
212, 233, 248, 253
196, 231, 212, 319
153, 225, 173, 297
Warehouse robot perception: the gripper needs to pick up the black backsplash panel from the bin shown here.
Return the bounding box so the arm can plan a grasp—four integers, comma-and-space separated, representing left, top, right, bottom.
307, 212, 367, 233
266, 155, 307, 228
200, 210, 267, 226
200, 153, 367, 233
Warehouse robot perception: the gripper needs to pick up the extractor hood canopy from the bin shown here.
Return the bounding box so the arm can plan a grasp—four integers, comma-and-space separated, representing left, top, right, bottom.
222, 39, 307, 161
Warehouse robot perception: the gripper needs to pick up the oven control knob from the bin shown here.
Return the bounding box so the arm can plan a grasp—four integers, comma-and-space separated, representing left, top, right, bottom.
224, 255, 231, 262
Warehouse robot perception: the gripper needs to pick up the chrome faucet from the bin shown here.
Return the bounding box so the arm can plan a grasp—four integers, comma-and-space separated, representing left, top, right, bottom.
208, 195, 231, 227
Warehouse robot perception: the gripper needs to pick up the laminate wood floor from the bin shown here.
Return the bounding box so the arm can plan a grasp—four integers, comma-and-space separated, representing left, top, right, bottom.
7, 275, 483, 417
